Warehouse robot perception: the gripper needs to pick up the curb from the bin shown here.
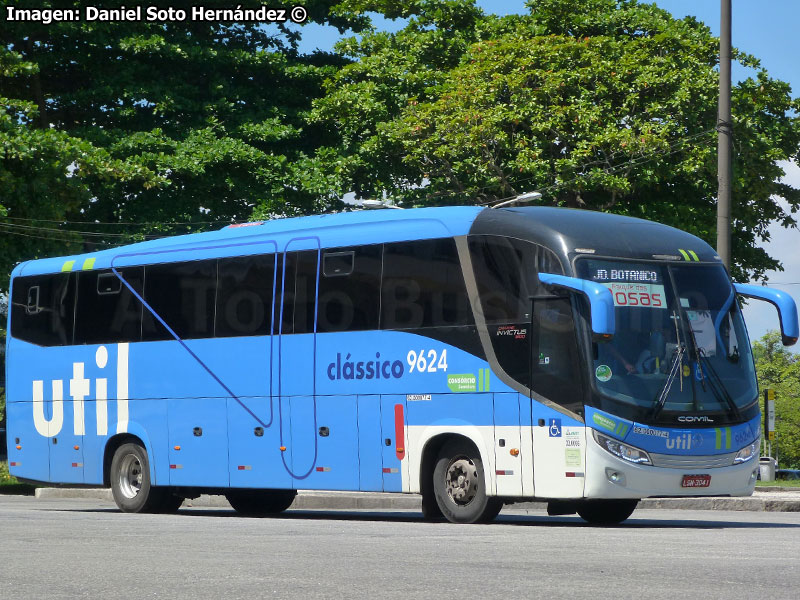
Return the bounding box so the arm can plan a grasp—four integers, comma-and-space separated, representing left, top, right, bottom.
33, 487, 800, 513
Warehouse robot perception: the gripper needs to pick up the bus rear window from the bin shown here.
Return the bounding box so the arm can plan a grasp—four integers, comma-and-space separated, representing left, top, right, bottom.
10, 273, 76, 346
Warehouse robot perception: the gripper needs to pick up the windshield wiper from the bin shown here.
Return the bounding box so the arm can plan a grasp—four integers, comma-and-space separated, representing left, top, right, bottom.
679, 304, 742, 420
650, 343, 685, 420
697, 349, 742, 421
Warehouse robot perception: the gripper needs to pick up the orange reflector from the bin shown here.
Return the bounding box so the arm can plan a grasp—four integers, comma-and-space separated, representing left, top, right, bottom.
509, 448, 519, 457
16, 445, 21, 450
74, 445, 80, 450
280, 446, 286, 451
174, 446, 181, 451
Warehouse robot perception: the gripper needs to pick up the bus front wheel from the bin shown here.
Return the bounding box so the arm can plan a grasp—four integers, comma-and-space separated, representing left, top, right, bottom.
433, 439, 502, 524
576, 499, 639, 525
110, 442, 166, 513
226, 489, 297, 515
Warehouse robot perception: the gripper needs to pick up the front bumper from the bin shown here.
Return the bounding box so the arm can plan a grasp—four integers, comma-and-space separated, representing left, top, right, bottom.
584, 431, 758, 499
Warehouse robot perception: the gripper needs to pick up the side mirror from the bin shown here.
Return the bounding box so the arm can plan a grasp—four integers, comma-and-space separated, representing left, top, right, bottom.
538, 273, 615, 339
734, 283, 799, 346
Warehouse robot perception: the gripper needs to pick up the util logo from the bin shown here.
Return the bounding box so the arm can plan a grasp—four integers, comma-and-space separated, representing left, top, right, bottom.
32, 344, 129, 438
665, 432, 703, 451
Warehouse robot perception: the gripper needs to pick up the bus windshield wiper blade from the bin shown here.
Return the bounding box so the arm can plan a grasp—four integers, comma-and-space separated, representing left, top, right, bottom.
651, 345, 685, 419
698, 351, 741, 420
679, 297, 740, 420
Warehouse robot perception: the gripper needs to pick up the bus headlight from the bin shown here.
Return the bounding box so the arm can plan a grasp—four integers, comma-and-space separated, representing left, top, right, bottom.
593, 430, 652, 465
733, 440, 759, 464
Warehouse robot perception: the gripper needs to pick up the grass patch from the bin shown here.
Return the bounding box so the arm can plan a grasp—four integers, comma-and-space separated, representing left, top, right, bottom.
756, 479, 800, 488
0, 461, 36, 495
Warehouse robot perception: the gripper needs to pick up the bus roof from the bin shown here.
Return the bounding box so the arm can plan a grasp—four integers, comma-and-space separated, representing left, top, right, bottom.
12, 205, 720, 278
14, 206, 484, 277
471, 206, 720, 266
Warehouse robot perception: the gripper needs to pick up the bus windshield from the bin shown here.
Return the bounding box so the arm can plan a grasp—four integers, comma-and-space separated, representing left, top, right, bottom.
576, 259, 757, 426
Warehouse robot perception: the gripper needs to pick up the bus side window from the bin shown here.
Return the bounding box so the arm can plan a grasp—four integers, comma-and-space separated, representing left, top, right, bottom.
318, 245, 382, 333
279, 251, 318, 335
468, 234, 564, 389
468, 235, 563, 324
74, 268, 144, 345
142, 260, 217, 341
216, 255, 275, 337
10, 273, 76, 346
381, 239, 472, 330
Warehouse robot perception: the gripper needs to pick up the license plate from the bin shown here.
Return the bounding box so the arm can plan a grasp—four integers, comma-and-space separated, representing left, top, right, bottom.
681, 474, 711, 488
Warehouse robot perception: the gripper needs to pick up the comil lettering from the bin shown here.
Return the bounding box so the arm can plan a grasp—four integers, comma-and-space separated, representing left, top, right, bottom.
32, 344, 129, 438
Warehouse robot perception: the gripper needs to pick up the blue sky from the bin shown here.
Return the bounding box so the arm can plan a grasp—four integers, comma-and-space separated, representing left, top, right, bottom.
292, 1, 800, 345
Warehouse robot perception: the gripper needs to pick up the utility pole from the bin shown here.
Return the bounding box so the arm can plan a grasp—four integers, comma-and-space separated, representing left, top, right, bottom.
716, 0, 732, 270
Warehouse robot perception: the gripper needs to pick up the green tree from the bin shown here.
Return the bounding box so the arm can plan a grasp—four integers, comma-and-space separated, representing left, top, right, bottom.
753, 331, 800, 468
0, 0, 369, 291
314, 0, 800, 282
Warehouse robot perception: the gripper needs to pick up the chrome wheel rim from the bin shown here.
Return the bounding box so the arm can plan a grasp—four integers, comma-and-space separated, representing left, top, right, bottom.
445, 457, 478, 506
118, 453, 143, 499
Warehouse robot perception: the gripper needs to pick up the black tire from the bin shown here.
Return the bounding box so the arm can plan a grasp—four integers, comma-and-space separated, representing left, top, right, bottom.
421, 459, 444, 521
110, 442, 165, 513
226, 489, 297, 516
421, 488, 444, 521
576, 499, 639, 525
432, 438, 502, 524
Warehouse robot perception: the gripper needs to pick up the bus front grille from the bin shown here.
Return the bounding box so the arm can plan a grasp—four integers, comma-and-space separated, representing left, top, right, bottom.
649, 452, 737, 469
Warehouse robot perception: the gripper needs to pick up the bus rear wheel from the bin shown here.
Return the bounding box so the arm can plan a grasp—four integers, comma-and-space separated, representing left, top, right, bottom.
576, 499, 639, 525
110, 442, 167, 513
433, 439, 502, 524
226, 489, 297, 516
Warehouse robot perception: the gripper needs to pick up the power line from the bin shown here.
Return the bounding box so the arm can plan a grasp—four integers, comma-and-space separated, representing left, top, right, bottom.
0, 228, 119, 247
0, 221, 160, 239
0, 215, 235, 227
412, 127, 717, 206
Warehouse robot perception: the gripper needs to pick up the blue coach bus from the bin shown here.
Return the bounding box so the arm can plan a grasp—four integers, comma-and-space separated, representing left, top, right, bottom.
5, 206, 797, 523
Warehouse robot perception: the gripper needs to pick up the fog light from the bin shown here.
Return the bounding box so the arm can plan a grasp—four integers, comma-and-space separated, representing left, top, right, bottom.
750, 468, 758, 484
605, 468, 626, 486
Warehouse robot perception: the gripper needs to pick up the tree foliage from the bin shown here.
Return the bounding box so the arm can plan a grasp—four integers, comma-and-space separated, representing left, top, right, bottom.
314, 0, 800, 282
2, 0, 800, 285
753, 331, 800, 468
0, 0, 367, 291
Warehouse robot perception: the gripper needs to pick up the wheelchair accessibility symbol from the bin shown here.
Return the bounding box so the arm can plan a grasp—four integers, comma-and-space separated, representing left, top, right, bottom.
549, 418, 562, 437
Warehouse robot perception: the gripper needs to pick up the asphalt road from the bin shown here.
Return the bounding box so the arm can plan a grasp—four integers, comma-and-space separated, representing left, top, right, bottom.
1, 496, 799, 599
